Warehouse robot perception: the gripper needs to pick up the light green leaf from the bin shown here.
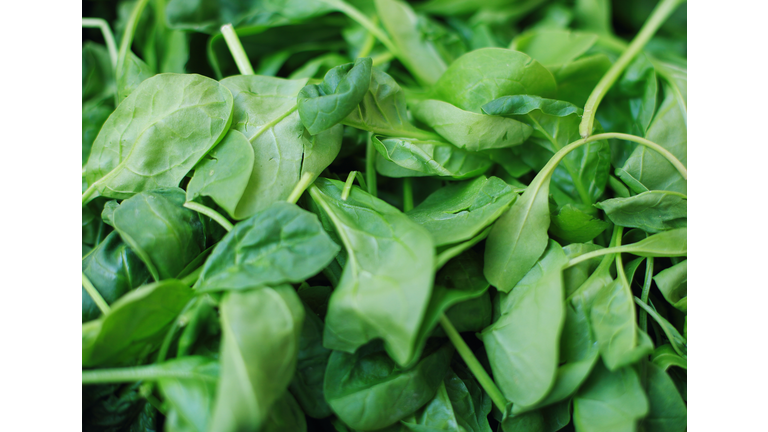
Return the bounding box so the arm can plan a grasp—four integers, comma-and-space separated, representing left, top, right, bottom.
596, 190, 687, 234
510, 29, 598, 66
653, 260, 687, 312
374, 136, 493, 179
573, 361, 649, 432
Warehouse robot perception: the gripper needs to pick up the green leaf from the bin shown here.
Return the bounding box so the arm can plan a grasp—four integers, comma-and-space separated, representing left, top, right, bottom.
289, 301, 333, 419
116, 51, 155, 102
210, 286, 305, 432
501, 400, 571, 432
375, 0, 447, 86
510, 29, 598, 66
549, 53, 612, 107
406, 176, 518, 247
374, 136, 493, 179
640, 362, 687, 432
615, 227, 687, 258
109, 188, 206, 281
401, 381, 458, 432
156, 358, 220, 432
432, 48, 556, 112
84, 74, 233, 203
573, 361, 649, 432
650, 344, 687, 371
411, 100, 532, 151
186, 130, 254, 219
298, 57, 373, 134
481, 241, 567, 406
653, 260, 687, 312
562, 243, 604, 297
262, 391, 308, 432
309, 178, 435, 367
596, 190, 687, 234
82, 42, 115, 102
549, 203, 610, 243
82, 98, 115, 167
196, 201, 340, 292
82, 231, 151, 322
83, 279, 193, 366
324, 341, 454, 431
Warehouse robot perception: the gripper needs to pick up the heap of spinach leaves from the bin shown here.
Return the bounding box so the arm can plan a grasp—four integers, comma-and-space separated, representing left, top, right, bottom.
82, 0, 688, 430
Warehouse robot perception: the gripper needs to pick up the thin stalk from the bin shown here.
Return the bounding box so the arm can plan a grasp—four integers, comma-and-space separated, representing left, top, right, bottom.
221, 24, 255, 75
366, 134, 378, 197
82, 18, 118, 68
82, 364, 217, 384
83, 273, 110, 315
287, 172, 316, 204
439, 314, 507, 411
565, 226, 623, 302
341, 171, 358, 201
565, 245, 630, 269
403, 177, 413, 211
183, 201, 233, 232
82, 183, 99, 205
356, 16, 379, 58
579, 0, 686, 138
639, 257, 655, 333
156, 297, 197, 363
116, 0, 151, 77
319, 0, 399, 55
354, 171, 368, 192
180, 266, 203, 287
371, 51, 395, 66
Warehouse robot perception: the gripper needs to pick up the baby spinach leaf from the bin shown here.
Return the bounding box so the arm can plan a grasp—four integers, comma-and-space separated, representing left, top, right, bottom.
221, 74, 343, 219
510, 29, 598, 66
186, 130, 254, 219
549, 53, 612, 107
83, 279, 194, 366
308, 178, 435, 367
549, 203, 610, 243
432, 48, 556, 113
375, 0, 447, 86
83, 74, 233, 203
82, 42, 115, 102
481, 241, 567, 407
400, 380, 459, 431
634, 298, 686, 358
82, 98, 114, 167
82, 231, 151, 322
210, 285, 305, 432
573, 361, 649, 432
156, 358, 219, 432
640, 362, 687, 432
109, 188, 206, 281
562, 243, 604, 297
196, 201, 340, 292
653, 260, 687, 312
650, 344, 687, 371
501, 400, 570, 432
596, 190, 687, 233
289, 301, 333, 419
411, 100, 532, 151
406, 176, 518, 247
116, 51, 155, 102
374, 136, 493, 179
324, 341, 454, 431
616, 227, 688, 257
262, 391, 308, 432
298, 57, 373, 134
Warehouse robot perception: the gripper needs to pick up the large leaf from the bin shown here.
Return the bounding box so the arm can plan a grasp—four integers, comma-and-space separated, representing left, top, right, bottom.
374, 136, 493, 179
640, 362, 687, 432
84, 74, 233, 202
308, 178, 435, 367
573, 361, 649, 432
596, 190, 687, 234
156, 358, 220, 432
510, 29, 598, 66
196, 202, 339, 292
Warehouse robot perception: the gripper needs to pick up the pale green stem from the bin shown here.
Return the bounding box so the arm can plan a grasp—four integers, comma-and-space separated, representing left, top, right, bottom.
287, 172, 316, 204
566, 245, 635, 268
116, 0, 151, 77
82, 364, 217, 384
357, 15, 379, 58
439, 314, 507, 411
221, 24, 255, 75
586, 133, 686, 178
403, 178, 413, 212
580, 0, 686, 138
180, 266, 203, 287
82, 273, 110, 315
183, 201, 233, 232
366, 134, 378, 197
639, 257, 654, 333
82, 18, 118, 68
633, 297, 687, 358
371, 51, 395, 66
341, 171, 358, 200
565, 226, 623, 302
319, 0, 399, 55
435, 226, 492, 271
81, 183, 99, 206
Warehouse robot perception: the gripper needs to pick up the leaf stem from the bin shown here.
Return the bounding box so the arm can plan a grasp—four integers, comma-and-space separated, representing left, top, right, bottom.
180, 266, 203, 287
320, 0, 399, 55
183, 201, 233, 232
371, 51, 395, 66
341, 171, 358, 200
357, 16, 379, 58
81, 183, 100, 206
366, 133, 378, 197
579, 0, 686, 138
116, 0, 151, 77
156, 297, 197, 363
82, 364, 217, 384
82, 18, 118, 69
639, 257, 654, 333
287, 172, 316, 204
403, 177, 413, 211
82, 273, 110, 315
439, 314, 507, 411
221, 24, 255, 75
633, 297, 687, 358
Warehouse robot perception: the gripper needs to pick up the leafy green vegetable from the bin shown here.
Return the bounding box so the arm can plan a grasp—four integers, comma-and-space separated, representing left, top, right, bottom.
596, 190, 687, 233
653, 260, 687, 312
573, 361, 649, 432
374, 136, 493, 179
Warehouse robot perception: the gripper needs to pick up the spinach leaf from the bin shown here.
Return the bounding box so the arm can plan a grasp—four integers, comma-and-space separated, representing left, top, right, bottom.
308, 178, 435, 367
210, 285, 305, 432
82, 231, 151, 322
374, 136, 493, 179
82, 98, 115, 166
83, 382, 155, 432
262, 391, 308, 432
411, 100, 532, 151
650, 344, 687, 371
186, 130, 254, 219
640, 362, 687, 432
116, 51, 155, 102
432, 48, 556, 113
501, 400, 570, 432
406, 176, 518, 247
510, 29, 598, 66
109, 188, 206, 281
481, 240, 567, 406
549, 203, 610, 243
549, 54, 612, 107
156, 358, 219, 432
596, 190, 687, 233
289, 301, 333, 419
83, 74, 233, 203
324, 341, 454, 431
196, 201, 340, 292
298, 57, 373, 134
573, 361, 649, 432
83, 279, 194, 366
653, 260, 687, 312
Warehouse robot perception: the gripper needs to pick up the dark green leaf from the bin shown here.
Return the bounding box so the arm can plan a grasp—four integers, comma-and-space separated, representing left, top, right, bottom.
640, 362, 687, 432
262, 391, 308, 432
573, 361, 649, 432
549, 203, 609, 243
289, 301, 333, 419
653, 260, 687, 312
